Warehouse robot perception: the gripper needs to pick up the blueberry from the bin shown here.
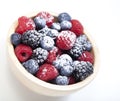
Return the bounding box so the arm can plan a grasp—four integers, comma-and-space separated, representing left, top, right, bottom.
38, 26, 50, 36
22, 59, 39, 74
11, 33, 21, 46
60, 20, 72, 30
47, 29, 59, 39
40, 36, 55, 50
58, 12, 71, 22
60, 65, 74, 76
34, 17, 46, 30
53, 54, 73, 69
55, 76, 69, 85
51, 23, 61, 31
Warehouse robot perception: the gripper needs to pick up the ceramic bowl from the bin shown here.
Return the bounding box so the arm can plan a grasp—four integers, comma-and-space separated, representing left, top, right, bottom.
7, 12, 99, 97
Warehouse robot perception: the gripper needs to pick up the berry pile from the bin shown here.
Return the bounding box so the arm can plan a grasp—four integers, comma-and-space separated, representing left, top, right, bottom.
11, 11, 94, 85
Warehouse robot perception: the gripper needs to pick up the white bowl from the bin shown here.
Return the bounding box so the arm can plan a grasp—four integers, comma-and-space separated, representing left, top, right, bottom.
7, 12, 99, 97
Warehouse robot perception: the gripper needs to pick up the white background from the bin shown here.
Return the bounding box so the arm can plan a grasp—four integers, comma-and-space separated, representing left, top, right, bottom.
0, 0, 120, 101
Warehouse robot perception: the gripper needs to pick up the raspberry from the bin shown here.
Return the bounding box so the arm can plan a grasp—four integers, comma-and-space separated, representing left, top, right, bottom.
32, 47, 48, 64
68, 76, 75, 84
36, 64, 58, 81
15, 44, 32, 62
73, 61, 93, 82
22, 59, 39, 74
70, 19, 84, 36
56, 31, 76, 50
36, 11, 54, 27
16, 16, 35, 34
78, 51, 94, 64
46, 47, 59, 64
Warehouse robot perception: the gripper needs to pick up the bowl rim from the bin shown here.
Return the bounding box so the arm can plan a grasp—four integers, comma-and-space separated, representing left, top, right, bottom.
7, 11, 100, 93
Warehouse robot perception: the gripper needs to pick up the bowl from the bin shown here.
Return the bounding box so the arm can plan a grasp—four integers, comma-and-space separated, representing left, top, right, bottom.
7, 12, 99, 96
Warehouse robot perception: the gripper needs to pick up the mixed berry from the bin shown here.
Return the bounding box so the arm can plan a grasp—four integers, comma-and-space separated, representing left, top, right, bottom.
11, 11, 94, 85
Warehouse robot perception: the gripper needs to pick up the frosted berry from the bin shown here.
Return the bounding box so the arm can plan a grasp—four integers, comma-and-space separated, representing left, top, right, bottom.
46, 47, 59, 64
22, 59, 39, 74
73, 61, 93, 82
40, 36, 55, 51
51, 22, 61, 31
32, 47, 48, 64
58, 12, 71, 22
56, 31, 76, 50
36, 11, 54, 27
60, 20, 72, 30
36, 64, 58, 81
15, 44, 32, 62
22, 30, 42, 49
34, 16, 46, 30
60, 65, 74, 76
11, 33, 21, 46
55, 75, 69, 85
16, 16, 35, 34
46, 29, 59, 39
78, 51, 94, 64
53, 54, 73, 70
70, 19, 84, 36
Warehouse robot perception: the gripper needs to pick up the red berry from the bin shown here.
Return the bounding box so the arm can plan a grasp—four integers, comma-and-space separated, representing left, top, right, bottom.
69, 76, 75, 84
15, 16, 35, 34
70, 19, 84, 36
56, 31, 76, 50
36, 64, 58, 81
36, 11, 54, 27
15, 44, 33, 62
46, 47, 60, 64
78, 51, 94, 64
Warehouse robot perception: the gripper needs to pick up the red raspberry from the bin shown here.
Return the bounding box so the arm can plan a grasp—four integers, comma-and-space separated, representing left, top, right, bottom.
15, 16, 35, 34
56, 31, 76, 50
15, 44, 33, 62
46, 47, 61, 64
78, 51, 94, 64
36, 11, 54, 27
36, 64, 59, 81
70, 19, 84, 36
69, 76, 75, 84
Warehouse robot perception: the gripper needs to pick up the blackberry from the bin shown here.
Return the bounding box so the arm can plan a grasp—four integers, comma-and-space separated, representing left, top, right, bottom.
58, 12, 71, 22
55, 76, 69, 85
76, 34, 92, 51
22, 59, 39, 74
69, 44, 84, 58
22, 30, 42, 49
73, 61, 93, 82
32, 47, 48, 64
11, 33, 21, 46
